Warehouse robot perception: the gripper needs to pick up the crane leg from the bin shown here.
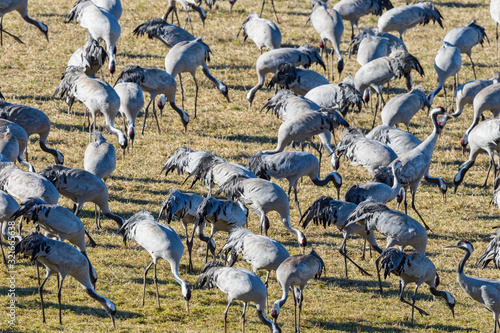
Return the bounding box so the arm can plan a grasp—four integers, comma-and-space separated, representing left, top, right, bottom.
260, 0, 265, 17
38, 270, 52, 323
57, 275, 65, 325
152, 100, 162, 134
350, 23, 355, 41
410, 191, 432, 232
289, 185, 302, 217
241, 302, 247, 333
264, 271, 270, 310
193, 75, 199, 119
361, 238, 366, 260
371, 93, 379, 129
85, 229, 97, 247
497, 23, 499, 63
174, 8, 181, 26
375, 254, 384, 295
1, 239, 7, 270
339, 243, 372, 277
468, 54, 477, 80
223, 301, 232, 333
331, 48, 335, 82
297, 288, 303, 333
141, 260, 154, 306
153, 262, 161, 309
185, 227, 193, 273
484, 155, 495, 187
293, 287, 298, 333
398, 284, 428, 319
178, 74, 185, 110
141, 98, 152, 135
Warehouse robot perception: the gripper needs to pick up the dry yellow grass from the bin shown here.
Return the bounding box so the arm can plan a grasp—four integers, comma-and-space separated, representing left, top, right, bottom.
1, 0, 500, 331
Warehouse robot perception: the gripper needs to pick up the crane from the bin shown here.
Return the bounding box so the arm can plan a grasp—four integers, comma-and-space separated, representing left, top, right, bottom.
0, 119, 34, 171
162, 0, 206, 32
0, 127, 18, 163
237, 12, 281, 52
377, 247, 455, 323
268, 63, 329, 96
161, 147, 213, 180
443, 19, 488, 79
66, 0, 120, 75
0, 190, 19, 267
195, 260, 282, 333
380, 87, 430, 132
428, 42, 462, 108
0, 0, 48, 46
120, 210, 191, 311
54, 66, 127, 150
15, 232, 116, 326
445, 240, 500, 333
304, 75, 362, 114
165, 38, 229, 119
113, 82, 145, 147
270, 249, 325, 333
91, 0, 122, 20
133, 17, 195, 49
349, 27, 406, 64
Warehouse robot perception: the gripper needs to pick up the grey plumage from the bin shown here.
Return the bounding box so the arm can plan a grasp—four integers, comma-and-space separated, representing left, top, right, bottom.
476, 226, 500, 269
0, 119, 32, 171
133, 17, 195, 49
67, 34, 107, 78
304, 75, 362, 114
238, 13, 281, 52
268, 63, 329, 96
450, 72, 500, 118
491, 0, 500, 61
380, 87, 430, 130
162, 0, 206, 31
0, 0, 49, 45
161, 147, 212, 178
113, 82, 145, 147
349, 27, 406, 62
84, 130, 116, 181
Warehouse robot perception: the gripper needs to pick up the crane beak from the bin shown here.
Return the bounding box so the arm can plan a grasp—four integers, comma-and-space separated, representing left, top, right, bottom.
185, 300, 189, 314
300, 245, 305, 254
443, 244, 457, 249
110, 314, 116, 328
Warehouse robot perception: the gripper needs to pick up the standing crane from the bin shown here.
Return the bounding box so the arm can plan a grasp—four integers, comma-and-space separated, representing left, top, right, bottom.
270, 249, 325, 333
377, 1, 443, 40
54, 66, 127, 150
120, 210, 191, 311
237, 13, 281, 52
0, 0, 48, 46
15, 232, 116, 326
349, 27, 406, 64
445, 240, 500, 333
377, 247, 455, 323
215, 175, 307, 249
162, 0, 206, 31
66, 0, 120, 74
267, 63, 329, 96
450, 72, 500, 118
304, 75, 362, 114
0, 128, 18, 163
115, 65, 189, 133
428, 42, 462, 108
380, 87, 430, 131
443, 19, 488, 79
165, 37, 230, 118
195, 260, 282, 333
113, 82, 145, 147
246, 44, 325, 107
310, 0, 344, 81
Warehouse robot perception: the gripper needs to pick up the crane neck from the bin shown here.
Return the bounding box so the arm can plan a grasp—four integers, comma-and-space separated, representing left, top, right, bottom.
311, 172, 340, 187
257, 309, 280, 333
457, 249, 471, 277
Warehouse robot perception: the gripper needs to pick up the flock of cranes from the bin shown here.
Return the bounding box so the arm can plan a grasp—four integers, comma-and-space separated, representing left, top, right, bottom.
3, 0, 500, 331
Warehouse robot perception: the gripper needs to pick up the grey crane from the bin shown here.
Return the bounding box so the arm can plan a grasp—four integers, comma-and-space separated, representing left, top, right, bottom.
492, 0, 500, 60
133, 17, 195, 49
366, 124, 448, 200
377, 247, 455, 323
90, 0, 122, 20
115, 65, 189, 133
222, 227, 289, 290
344, 160, 403, 204
380, 87, 430, 131
454, 118, 500, 191
461, 83, 500, 148
262, 89, 321, 119
38, 165, 124, 229
334, 0, 393, 40
15, 232, 116, 326
158, 189, 210, 272
120, 210, 191, 311
0, 190, 19, 267
54, 66, 127, 150
450, 72, 500, 118
267, 63, 329, 96
335, 127, 398, 176
270, 249, 325, 333
0, 0, 48, 45
443, 19, 488, 80
300, 196, 379, 277
428, 41, 462, 108
237, 12, 281, 52
165, 37, 230, 118
304, 75, 362, 115
390, 106, 447, 230
0, 162, 58, 204
0, 118, 34, 171
161, 146, 213, 180
377, 1, 443, 40
445, 240, 500, 333
476, 226, 500, 269
247, 151, 342, 214
349, 27, 406, 64
196, 260, 281, 333
66, 0, 120, 74
246, 44, 325, 107
354, 48, 424, 127
310, 0, 344, 80
0, 128, 18, 163
162, 0, 206, 31
113, 82, 144, 147
0, 96, 64, 165
215, 175, 307, 249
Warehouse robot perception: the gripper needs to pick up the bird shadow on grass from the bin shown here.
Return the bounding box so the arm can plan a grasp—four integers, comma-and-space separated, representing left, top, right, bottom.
119, 52, 164, 60
13, 95, 53, 102
197, 132, 278, 145
21, 300, 140, 319
112, 175, 166, 184
439, 1, 485, 8
313, 320, 467, 332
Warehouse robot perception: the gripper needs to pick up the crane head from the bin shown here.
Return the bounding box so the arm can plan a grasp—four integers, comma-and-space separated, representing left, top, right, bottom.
337, 59, 344, 76
460, 134, 468, 155
157, 94, 166, 111
444, 240, 474, 254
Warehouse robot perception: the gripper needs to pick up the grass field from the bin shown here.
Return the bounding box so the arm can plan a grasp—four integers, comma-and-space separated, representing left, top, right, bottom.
1, 0, 500, 331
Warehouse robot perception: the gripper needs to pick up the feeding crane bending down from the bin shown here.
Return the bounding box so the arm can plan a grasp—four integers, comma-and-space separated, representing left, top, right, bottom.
196, 260, 282, 333
215, 175, 307, 249
304, 75, 362, 114
377, 1, 443, 40
237, 13, 281, 52
428, 42, 462, 109
445, 240, 500, 333
162, 0, 206, 32
66, 0, 120, 74
120, 210, 191, 311
380, 87, 430, 131
246, 44, 325, 107
333, 0, 393, 40
115, 65, 189, 133
366, 124, 448, 200
54, 66, 127, 150
0, 119, 34, 171
309, 0, 344, 81
476, 225, 500, 270
449, 72, 500, 118
0, 0, 48, 46
270, 249, 325, 333
161, 147, 214, 181
15, 232, 116, 326
158, 189, 210, 272
247, 151, 342, 214
165, 37, 230, 119
114, 82, 145, 147
267, 63, 329, 96
492, 0, 500, 60
454, 119, 500, 191
443, 19, 488, 80
377, 247, 455, 324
